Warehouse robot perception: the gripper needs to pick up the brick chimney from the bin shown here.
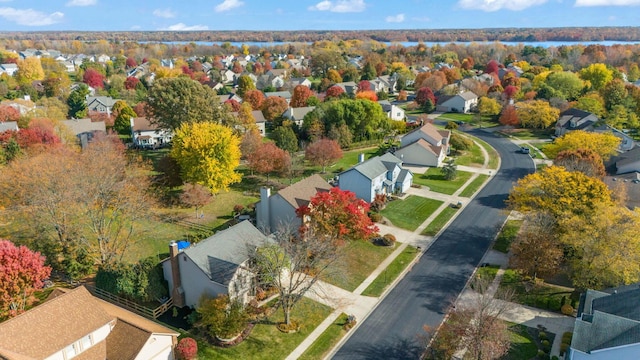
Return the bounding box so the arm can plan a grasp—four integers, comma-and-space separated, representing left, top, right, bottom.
169, 241, 185, 307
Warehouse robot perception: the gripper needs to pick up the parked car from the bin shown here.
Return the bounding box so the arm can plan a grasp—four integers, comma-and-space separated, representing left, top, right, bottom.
519, 147, 530, 154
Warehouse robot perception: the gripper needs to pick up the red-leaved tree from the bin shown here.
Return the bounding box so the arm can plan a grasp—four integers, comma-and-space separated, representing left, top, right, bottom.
225, 99, 242, 112
125, 57, 137, 68
503, 85, 518, 100
175, 337, 198, 360
247, 142, 291, 180
325, 85, 345, 100
355, 90, 378, 102
243, 90, 265, 110
297, 187, 378, 243
261, 96, 288, 121
0, 239, 51, 319
305, 138, 343, 173
0, 106, 20, 122
124, 76, 140, 90
499, 105, 519, 126
83, 68, 105, 89
291, 85, 313, 108
415, 87, 436, 107
485, 60, 500, 75
357, 80, 372, 93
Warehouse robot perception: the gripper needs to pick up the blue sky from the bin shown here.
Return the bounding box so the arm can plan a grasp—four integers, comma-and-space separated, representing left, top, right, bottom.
1, 0, 640, 31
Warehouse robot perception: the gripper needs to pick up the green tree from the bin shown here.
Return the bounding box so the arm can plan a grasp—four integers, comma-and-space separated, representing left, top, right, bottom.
580, 63, 613, 91
441, 160, 457, 180
602, 78, 628, 111
170, 122, 242, 193
310, 50, 346, 78
361, 61, 377, 80
574, 93, 606, 118
236, 75, 256, 97
112, 100, 137, 135
545, 71, 584, 101
145, 77, 232, 130
67, 84, 90, 119
516, 100, 560, 129
271, 125, 298, 153
197, 294, 248, 339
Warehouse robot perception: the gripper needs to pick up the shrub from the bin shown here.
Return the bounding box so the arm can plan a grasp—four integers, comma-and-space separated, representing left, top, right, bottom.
197, 294, 248, 339
277, 320, 300, 333
382, 233, 396, 246
538, 331, 547, 340
233, 204, 245, 215
369, 212, 382, 223
95, 257, 168, 302
561, 304, 574, 316
537, 350, 550, 360
176, 337, 198, 360
562, 332, 573, 343
541, 339, 551, 352
560, 343, 569, 356
370, 194, 387, 212
552, 356, 559, 360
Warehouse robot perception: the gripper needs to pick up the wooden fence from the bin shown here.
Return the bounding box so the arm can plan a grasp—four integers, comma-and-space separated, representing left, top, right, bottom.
86, 285, 173, 319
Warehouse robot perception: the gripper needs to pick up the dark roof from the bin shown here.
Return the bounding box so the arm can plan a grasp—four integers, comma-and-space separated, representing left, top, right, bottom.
615, 146, 640, 169
183, 221, 268, 285
592, 288, 640, 321
557, 108, 598, 130
342, 153, 402, 181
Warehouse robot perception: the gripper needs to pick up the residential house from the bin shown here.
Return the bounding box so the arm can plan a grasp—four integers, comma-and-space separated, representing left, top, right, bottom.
60, 60, 76, 72
257, 74, 285, 90
0, 63, 18, 76
376, 75, 399, 94
0, 286, 177, 360
61, 118, 107, 148
334, 81, 358, 96
338, 153, 413, 203
97, 54, 111, 64
232, 109, 267, 136
395, 123, 451, 167
127, 62, 151, 79
256, 174, 333, 234
221, 69, 236, 84
130, 117, 173, 148
568, 287, 640, 359
161, 220, 269, 307
555, 108, 600, 136
378, 100, 405, 121
436, 91, 478, 113
282, 106, 316, 127
264, 91, 292, 105
288, 77, 312, 89
0, 121, 18, 134
160, 59, 174, 69
614, 146, 640, 175
86, 96, 117, 115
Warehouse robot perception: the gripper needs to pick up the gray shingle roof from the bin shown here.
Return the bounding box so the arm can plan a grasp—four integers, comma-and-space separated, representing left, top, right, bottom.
345, 153, 402, 180
183, 221, 268, 285
0, 121, 18, 133
61, 118, 106, 135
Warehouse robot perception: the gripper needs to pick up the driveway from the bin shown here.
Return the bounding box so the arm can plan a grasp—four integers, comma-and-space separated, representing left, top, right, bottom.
331, 129, 535, 359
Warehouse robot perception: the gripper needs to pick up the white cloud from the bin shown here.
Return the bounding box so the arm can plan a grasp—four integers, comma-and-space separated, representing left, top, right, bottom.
0, 7, 64, 26
308, 0, 367, 13
457, 0, 547, 11
215, 0, 244, 12
153, 8, 176, 18
162, 23, 208, 31
575, 0, 640, 5
66, 0, 96, 7
385, 14, 405, 23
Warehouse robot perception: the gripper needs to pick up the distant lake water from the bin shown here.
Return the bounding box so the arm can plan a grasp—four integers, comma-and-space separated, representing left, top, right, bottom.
145, 40, 640, 48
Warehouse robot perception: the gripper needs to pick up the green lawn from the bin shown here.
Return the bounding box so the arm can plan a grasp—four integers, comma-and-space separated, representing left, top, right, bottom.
299, 313, 350, 360
322, 239, 396, 291
493, 220, 523, 253
452, 141, 485, 168
412, 169, 473, 195
500, 128, 554, 140
500, 269, 574, 313
459, 174, 489, 197
329, 147, 379, 174
503, 324, 539, 360
438, 113, 496, 127
473, 137, 500, 170
380, 196, 444, 231
195, 298, 332, 360
421, 206, 458, 236
361, 246, 419, 297
475, 265, 500, 283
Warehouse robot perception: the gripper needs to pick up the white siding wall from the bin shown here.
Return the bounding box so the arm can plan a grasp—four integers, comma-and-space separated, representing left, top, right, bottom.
370, 173, 386, 200
44, 323, 112, 360
570, 343, 640, 360
339, 170, 374, 202
134, 335, 175, 360
399, 173, 413, 193
179, 254, 228, 308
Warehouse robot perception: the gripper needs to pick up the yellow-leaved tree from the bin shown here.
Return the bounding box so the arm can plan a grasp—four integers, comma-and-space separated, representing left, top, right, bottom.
544, 130, 620, 160
507, 165, 614, 220
16, 57, 45, 85
560, 204, 640, 290
171, 122, 241, 193
515, 100, 560, 129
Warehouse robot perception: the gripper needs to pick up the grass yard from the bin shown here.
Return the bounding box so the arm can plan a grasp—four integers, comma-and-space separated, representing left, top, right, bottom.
361, 246, 419, 297
330, 147, 379, 173
459, 174, 489, 198
500, 128, 554, 141
195, 298, 332, 360
412, 169, 473, 195
475, 264, 500, 283
298, 313, 350, 360
438, 113, 496, 127
503, 324, 539, 360
380, 196, 444, 231
493, 220, 523, 253
322, 239, 396, 291
473, 137, 500, 170
421, 206, 459, 236
500, 269, 574, 313
452, 141, 485, 168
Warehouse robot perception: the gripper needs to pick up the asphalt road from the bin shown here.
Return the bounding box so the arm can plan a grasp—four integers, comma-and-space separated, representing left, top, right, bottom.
332, 129, 535, 360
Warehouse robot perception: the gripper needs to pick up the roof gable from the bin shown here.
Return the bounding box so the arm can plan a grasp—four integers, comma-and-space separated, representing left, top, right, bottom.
275, 174, 332, 208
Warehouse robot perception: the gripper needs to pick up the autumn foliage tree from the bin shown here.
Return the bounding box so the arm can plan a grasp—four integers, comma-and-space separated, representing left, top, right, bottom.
180, 183, 213, 219
498, 105, 519, 126
544, 130, 620, 160
297, 187, 378, 243
170, 122, 242, 193
261, 96, 288, 121
509, 212, 563, 280
83, 68, 105, 89
175, 338, 198, 360
554, 148, 605, 178
124, 76, 140, 90
305, 138, 343, 173
0, 105, 20, 122
247, 142, 291, 180
243, 89, 265, 110
415, 87, 436, 109
290, 85, 313, 108
325, 85, 345, 100
516, 100, 560, 129
0, 240, 51, 319
355, 90, 378, 102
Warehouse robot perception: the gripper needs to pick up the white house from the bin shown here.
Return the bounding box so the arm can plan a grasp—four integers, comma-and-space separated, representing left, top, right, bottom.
338, 153, 413, 203
0, 63, 18, 76
256, 174, 332, 234
396, 123, 450, 167
282, 106, 316, 127
130, 117, 173, 149
378, 100, 405, 121
0, 286, 177, 360
436, 91, 478, 113
161, 220, 269, 308
568, 287, 640, 360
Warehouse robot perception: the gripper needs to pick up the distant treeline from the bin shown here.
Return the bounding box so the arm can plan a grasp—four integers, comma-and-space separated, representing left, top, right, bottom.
2, 27, 640, 43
